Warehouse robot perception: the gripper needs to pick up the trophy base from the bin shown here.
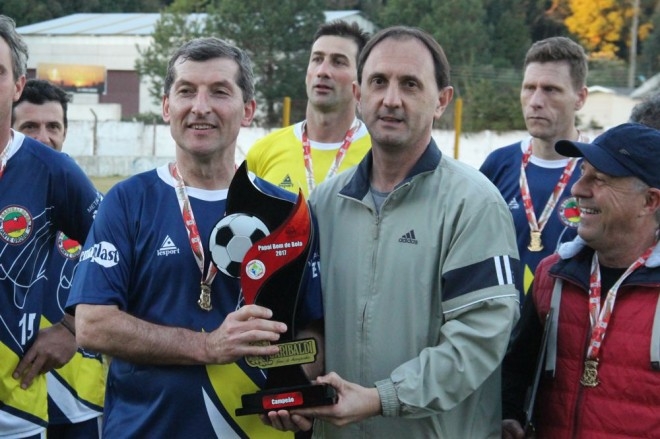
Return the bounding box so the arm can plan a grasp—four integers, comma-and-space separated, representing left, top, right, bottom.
235, 383, 337, 416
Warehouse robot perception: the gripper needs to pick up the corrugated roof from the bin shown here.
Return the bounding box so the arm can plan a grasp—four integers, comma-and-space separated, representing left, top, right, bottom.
17, 11, 362, 36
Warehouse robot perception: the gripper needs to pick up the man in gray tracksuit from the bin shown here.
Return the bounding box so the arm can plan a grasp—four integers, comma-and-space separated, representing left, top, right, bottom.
263, 26, 520, 438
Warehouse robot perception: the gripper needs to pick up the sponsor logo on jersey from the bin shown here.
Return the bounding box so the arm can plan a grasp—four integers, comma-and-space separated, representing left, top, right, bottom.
279, 174, 294, 189
559, 196, 580, 228
56, 232, 82, 259
156, 235, 180, 256
398, 229, 418, 245
507, 197, 520, 210
0, 206, 32, 244
80, 241, 120, 267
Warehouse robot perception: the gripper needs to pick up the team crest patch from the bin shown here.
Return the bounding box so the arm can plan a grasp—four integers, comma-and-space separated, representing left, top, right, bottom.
56, 232, 82, 259
559, 197, 580, 228
0, 206, 32, 244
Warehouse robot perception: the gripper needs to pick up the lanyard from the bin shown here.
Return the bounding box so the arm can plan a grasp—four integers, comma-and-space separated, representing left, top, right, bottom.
580, 245, 655, 386
301, 120, 360, 194
169, 162, 218, 311
0, 136, 14, 180
519, 137, 580, 251
586, 246, 654, 359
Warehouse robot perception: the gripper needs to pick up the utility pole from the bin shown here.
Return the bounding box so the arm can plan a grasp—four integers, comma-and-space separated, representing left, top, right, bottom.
628, 0, 640, 89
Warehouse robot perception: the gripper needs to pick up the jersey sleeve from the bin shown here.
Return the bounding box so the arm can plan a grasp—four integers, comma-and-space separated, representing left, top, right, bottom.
49, 153, 103, 244
66, 184, 133, 312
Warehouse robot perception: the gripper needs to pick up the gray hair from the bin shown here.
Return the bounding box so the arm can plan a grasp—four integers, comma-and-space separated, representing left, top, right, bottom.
633, 177, 660, 226
163, 37, 254, 103
629, 94, 660, 130
0, 15, 28, 80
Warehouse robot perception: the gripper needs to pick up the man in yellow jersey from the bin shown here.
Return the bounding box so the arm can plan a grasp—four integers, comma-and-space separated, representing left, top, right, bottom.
246, 20, 370, 197
13, 79, 105, 438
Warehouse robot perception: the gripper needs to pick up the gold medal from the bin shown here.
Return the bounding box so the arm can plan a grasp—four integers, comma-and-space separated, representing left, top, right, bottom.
198, 283, 212, 311
528, 230, 544, 252
580, 359, 599, 387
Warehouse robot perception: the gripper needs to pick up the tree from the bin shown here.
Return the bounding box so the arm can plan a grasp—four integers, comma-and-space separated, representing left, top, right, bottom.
1, 0, 66, 27
526, 0, 570, 40
377, 0, 491, 69
375, 0, 529, 132
207, 0, 324, 126
638, 3, 660, 79
562, 0, 653, 62
463, 79, 526, 132
486, 0, 531, 69
135, 0, 210, 106
1, 0, 169, 26
564, 0, 625, 59
137, 0, 324, 127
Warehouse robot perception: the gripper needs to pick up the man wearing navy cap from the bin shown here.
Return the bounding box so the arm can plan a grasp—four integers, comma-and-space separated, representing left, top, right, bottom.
502, 122, 660, 438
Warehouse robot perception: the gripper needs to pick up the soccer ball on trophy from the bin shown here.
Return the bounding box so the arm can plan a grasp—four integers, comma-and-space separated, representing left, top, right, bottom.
209, 213, 270, 278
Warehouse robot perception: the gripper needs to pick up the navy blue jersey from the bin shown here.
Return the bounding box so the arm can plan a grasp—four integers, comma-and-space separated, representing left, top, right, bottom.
0, 132, 102, 437
480, 140, 580, 297
67, 165, 322, 438
44, 232, 104, 426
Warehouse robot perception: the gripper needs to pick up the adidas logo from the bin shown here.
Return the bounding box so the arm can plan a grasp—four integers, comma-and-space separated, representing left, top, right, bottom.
508, 197, 520, 210
398, 230, 418, 245
157, 235, 180, 256
279, 174, 294, 189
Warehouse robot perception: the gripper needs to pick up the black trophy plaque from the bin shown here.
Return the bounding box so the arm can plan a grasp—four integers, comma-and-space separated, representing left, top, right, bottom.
211, 162, 336, 416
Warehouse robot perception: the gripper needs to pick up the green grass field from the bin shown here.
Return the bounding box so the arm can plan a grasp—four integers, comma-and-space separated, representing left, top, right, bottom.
91, 176, 127, 193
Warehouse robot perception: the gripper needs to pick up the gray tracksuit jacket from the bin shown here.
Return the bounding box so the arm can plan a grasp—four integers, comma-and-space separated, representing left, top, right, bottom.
309, 140, 520, 438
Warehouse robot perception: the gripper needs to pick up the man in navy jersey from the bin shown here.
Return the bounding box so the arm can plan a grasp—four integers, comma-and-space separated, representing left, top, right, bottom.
67, 37, 323, 438
13, 79, 105, 439
480, 37, 589, 299
0, 15, 102, 439
12, 79, 68, 151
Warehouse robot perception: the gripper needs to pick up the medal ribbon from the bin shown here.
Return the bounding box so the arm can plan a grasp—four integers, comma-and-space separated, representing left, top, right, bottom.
169, 162, 218, 291
519, 138, 579, 237
0, 136, 14, 180
301, 120, 360, 194
585, 245, 655, 360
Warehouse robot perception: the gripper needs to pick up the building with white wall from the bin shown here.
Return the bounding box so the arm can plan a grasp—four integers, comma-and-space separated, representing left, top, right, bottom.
577, 85, 639, 129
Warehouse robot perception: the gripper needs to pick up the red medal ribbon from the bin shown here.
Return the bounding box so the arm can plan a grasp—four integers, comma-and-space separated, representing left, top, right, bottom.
586, 245, 655, 361
519, 137, 580, 239
301, 120, 360, 194
169, 162, 218, 299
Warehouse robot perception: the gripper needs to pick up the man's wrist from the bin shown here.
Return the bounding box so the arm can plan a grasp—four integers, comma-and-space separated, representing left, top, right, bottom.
60, 317, 76, 336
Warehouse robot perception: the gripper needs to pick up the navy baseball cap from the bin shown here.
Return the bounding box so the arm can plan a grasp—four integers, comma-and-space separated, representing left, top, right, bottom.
555, 122, 660, 189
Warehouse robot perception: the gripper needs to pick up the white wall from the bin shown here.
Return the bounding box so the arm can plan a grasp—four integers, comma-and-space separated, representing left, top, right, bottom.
577, 93, 638, 129
24, 35, 151, 70
63, 121, 606, 177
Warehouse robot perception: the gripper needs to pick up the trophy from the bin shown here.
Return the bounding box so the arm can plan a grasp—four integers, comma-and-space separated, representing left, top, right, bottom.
209, 162, 336, 416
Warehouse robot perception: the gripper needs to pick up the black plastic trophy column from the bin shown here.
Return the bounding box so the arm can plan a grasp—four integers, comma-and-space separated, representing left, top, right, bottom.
209, 162, 336, 416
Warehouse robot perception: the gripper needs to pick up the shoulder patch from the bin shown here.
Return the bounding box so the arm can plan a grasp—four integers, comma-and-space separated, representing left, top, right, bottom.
0, 206, 33, 245
559, 197, 580, 228
56, 232, 82, 259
